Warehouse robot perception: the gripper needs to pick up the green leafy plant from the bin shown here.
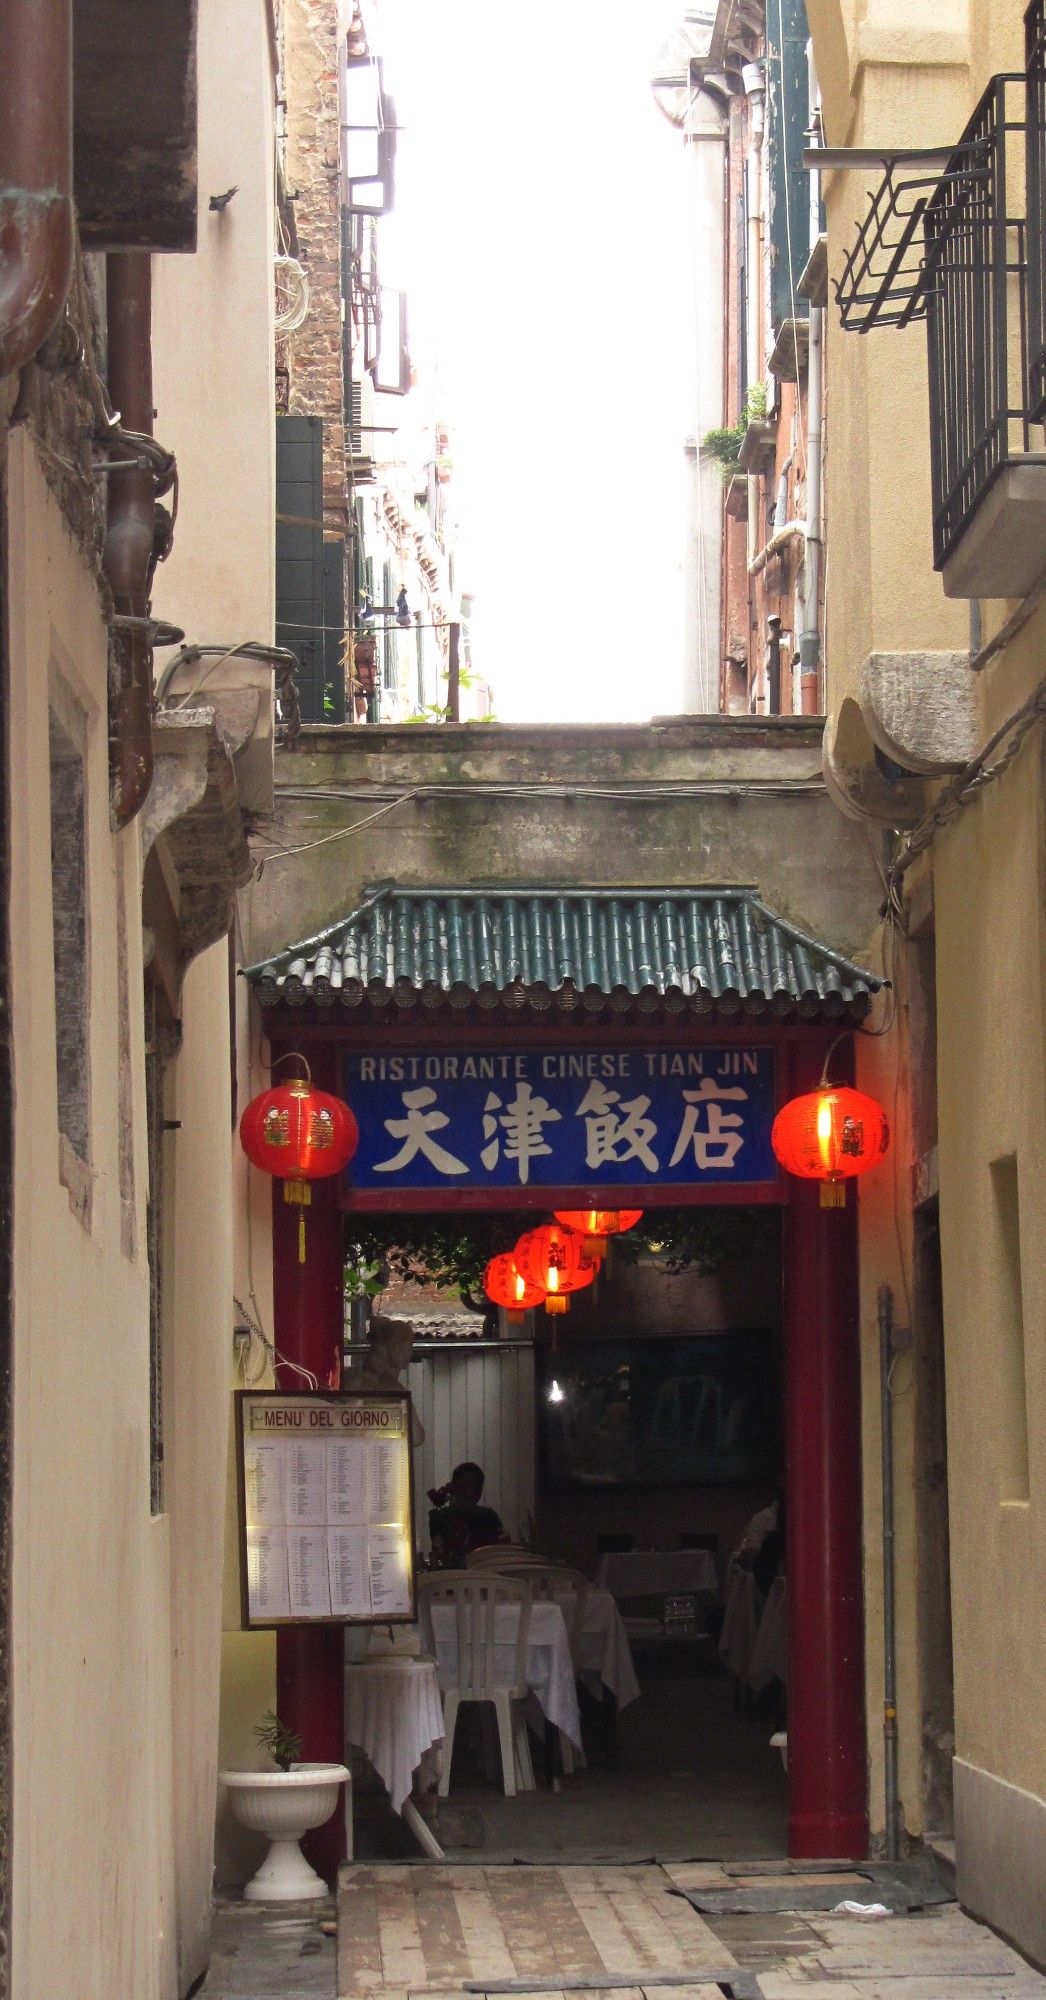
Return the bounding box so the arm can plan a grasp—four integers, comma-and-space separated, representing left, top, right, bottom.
344, 1246, 386, 1300
254, 1711, 302, 1772
339, 1207, 777, 1304
701, 383, 771, 478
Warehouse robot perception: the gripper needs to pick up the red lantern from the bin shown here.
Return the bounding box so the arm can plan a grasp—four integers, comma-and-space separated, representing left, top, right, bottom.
515, 1223, 600, 1316
483, 1253, 545, 1323
240, 1075, 359, 1262
554, 1208, 643, 1257
771, 1087, 889, 1183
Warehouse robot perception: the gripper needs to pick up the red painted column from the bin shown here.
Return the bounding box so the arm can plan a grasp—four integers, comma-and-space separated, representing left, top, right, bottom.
782, 1038, 868, 1858
271, 1042, 347, 1884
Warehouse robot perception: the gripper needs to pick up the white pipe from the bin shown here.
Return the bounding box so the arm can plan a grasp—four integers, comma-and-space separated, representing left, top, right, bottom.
807, 40, 821, 255
745, 88, 765, 395
799, 304, 824, 690
748, 519, 805, 577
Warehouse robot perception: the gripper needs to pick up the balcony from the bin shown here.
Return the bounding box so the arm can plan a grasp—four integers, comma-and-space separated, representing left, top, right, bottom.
834, 30, 1046, 601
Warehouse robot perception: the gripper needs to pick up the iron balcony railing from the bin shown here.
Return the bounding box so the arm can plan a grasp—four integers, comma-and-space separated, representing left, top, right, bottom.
923, 74, 1035, 570
835, 57, 1046, 575
1026, 0, 1046, 416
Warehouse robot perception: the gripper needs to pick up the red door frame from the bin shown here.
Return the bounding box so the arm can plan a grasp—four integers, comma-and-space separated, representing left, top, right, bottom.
265, 1017, 869, 1875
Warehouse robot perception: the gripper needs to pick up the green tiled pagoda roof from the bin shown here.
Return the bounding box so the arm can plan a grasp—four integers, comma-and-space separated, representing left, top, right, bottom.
243, 887, 879, 1023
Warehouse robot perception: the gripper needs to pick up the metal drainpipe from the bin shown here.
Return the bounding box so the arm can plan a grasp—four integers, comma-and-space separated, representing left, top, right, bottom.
0, 0, 74, 377
878, 1282, 901, 1862
799, 302, 824, 712
105, 253, 156, 828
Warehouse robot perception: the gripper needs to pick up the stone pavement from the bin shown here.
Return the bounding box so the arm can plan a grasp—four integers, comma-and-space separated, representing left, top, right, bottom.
199, 1863, 1046, 2000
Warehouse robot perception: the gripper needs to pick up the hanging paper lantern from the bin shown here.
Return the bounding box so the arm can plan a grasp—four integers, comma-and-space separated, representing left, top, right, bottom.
554, 1208, 644, 1256
515, 1223, 600, 1316
771, 1087, 889, 1182
240, 1075, 359, 1262
483, 1253, 545, 1323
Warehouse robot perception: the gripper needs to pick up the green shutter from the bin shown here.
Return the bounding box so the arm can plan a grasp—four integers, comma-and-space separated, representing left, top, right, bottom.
766, 0, 811, 329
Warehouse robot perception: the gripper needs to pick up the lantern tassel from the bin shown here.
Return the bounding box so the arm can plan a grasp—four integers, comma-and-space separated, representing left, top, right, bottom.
283, 1179, 312, 1262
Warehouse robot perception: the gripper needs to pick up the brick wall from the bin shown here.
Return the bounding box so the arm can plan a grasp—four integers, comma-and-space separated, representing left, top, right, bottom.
283, 0, 348, 539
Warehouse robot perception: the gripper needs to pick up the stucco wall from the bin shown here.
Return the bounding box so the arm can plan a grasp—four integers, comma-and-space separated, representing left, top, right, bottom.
149, 0, 280, 1911
808, 0, 1046, 1942
244, 719, 884, 970
5, 433, 235, 1997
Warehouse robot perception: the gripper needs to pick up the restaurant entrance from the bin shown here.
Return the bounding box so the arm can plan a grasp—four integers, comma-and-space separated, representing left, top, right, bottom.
342, 1197, 790, 1863
247, 882, 879, 1876
266, 1029, 866, 1875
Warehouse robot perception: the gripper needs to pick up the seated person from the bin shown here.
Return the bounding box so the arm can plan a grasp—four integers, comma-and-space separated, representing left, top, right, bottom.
428, 1461, 505, 1566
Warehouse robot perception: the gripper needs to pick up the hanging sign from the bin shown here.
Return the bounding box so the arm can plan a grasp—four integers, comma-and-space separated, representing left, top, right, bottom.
235, 1391, 416, 1628
343, 1045, 777, 1193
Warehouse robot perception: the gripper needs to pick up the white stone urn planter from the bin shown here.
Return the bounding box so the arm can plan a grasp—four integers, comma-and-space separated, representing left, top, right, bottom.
221, 1763, 350, 1902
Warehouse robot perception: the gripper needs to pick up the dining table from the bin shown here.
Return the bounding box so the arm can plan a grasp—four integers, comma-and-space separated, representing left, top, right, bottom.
595, 1547, 719, 1598
571, 1584, 641, 1707
344, 1651, 446, 1856
747, 1572, 787, 1691
427, 1596, 583, 1753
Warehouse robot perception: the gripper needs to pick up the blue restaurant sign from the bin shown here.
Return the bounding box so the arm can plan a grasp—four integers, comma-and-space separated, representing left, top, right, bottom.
343, 1045, 777, 1194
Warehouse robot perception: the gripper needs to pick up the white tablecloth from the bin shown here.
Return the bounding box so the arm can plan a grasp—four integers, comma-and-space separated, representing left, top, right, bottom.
429, 1599, 582, 1749
595, 1548, 718, 1597
719, 1566, 762, 1682
575, 1587, 641, 1707
747, 1574, 787, 1691
344, 1656, 444, 1814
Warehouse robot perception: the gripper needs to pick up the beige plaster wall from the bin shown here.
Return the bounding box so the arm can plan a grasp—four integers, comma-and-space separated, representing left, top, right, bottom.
809, 0, 1046, 1923
151, 0, 276, 647
7, 437, 164, 1997
165, 942, 238, 1991
150, 0, 280, 1896
935, 625, 1046, 1802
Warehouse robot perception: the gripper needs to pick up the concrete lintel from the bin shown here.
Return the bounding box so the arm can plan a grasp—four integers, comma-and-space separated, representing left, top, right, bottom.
145, 707, 252, 977
159, 654, 275, 813
141, 711, 213, 861
822, 697, 928, 827
859, 650, 977, 775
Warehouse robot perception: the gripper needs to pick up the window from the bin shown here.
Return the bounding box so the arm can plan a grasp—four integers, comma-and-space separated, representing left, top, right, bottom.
49, 690, 91, 1218
991, 1153, 1029, 1503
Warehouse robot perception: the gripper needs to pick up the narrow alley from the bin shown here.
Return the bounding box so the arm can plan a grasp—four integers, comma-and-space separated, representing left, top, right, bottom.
199, 1861, 1046, 2000
1, 0, 1045, 1993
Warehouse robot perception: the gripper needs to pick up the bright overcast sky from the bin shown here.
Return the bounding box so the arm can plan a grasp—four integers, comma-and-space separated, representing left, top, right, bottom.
379, 0, 695, 723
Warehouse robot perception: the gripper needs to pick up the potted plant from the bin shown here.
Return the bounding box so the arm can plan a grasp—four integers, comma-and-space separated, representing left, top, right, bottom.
221, 1712, 350, 1902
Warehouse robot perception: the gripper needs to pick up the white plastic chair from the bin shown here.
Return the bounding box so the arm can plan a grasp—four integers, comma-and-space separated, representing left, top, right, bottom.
465, 1544, 548, 1570
504, 1564, 589, 1774
417, 1572, 536, 1796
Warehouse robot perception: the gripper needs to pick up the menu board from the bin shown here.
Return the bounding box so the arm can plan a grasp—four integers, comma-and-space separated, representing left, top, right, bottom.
235, 1391, 416, 1628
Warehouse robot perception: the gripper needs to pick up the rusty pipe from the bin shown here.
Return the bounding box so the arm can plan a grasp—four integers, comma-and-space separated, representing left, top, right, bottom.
0, 0, 75, 377
105, 252, 156, 828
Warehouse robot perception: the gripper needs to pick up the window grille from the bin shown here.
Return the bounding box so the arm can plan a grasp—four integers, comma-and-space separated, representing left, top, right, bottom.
1026, 0, 1046, 415
833, 73, 1046, 572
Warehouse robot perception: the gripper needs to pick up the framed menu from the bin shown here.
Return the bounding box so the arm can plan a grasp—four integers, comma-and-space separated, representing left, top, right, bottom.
234, 1390, 417, 1629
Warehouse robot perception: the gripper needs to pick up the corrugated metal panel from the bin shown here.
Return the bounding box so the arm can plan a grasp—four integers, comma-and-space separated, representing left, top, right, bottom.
246, 887, 880, 1023
407, 1345, 535, 1552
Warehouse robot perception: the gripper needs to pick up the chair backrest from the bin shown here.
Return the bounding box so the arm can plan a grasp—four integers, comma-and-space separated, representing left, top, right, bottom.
504, 1563, 589, 1647
417, 1572, 533, 1698
466, 1543, 545, 1571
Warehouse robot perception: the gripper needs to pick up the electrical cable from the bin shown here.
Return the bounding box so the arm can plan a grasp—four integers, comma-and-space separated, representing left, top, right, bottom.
251, 789, 420, 866
886, 675, 1046, 898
